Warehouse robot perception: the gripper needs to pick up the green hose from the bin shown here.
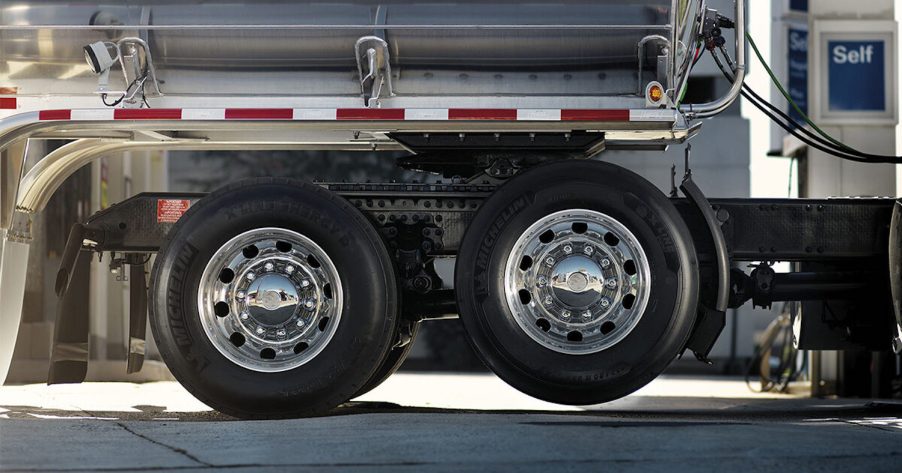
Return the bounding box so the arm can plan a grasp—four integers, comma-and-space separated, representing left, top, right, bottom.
745, 32, 853, 152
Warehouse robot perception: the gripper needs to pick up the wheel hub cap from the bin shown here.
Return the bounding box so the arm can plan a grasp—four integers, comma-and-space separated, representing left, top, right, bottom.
551, 256, 604, 308
246, 274, 300, 325
198, 228, 342, 372
504, 209, 651, 355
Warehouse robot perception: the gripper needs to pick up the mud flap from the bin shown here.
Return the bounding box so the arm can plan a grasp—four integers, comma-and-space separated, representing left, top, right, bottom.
684, 307, 726, 363
679, 148, 730, 363
48, 224, 94, 384
888, 201, 902, 354
127, 261, 147, 374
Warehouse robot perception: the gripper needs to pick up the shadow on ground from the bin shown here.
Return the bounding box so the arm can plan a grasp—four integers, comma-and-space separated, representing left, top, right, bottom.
2, 397, 901, 424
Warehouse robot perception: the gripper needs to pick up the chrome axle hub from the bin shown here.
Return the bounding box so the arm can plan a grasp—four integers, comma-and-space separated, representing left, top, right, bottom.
198, 228, 342, 372
504, 210, 651, 355
236, 260, 312, 338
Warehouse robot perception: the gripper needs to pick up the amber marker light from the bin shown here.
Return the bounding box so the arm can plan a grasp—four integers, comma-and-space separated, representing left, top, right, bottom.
646, 82, 665, 105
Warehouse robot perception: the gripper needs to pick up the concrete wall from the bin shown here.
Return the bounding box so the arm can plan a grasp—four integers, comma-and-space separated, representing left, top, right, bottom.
8, 149, 169, 384
604, 115, 750, 198
90, 151, 168, 362
802, 2, 898, 198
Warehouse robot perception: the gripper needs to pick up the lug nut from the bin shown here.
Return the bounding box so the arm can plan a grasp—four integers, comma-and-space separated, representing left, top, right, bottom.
296, 319, 306, 327
304, 299, 316, 309
584, 245, 595, 256
300, 279, 311, 288
582, 310, 592, 319
240, 311, 249, 321
264, 262, 274, 271
545, 256, 555, 267
236, 290, 246, 301
600, 258, 611, 269
605, 278, 617, 289
563, 245, 573, 254
561, 310, 571, 319
543, 295, 554, 306
600, 298, 611, 308
276, 329, 286, 337
285, 265, 295, 274
246, 272, 256, 281
536, 275, 548, 287
255, 327, 265, 335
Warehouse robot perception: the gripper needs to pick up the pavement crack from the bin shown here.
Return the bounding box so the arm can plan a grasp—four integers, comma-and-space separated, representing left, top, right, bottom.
113, 421, 213, 467
68, 404, 214, 468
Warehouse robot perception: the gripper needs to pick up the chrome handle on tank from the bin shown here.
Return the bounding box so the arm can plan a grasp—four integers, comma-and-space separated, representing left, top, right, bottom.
637, 35, 672, 96
118, 37, 163, 97
355, 36, 394, 108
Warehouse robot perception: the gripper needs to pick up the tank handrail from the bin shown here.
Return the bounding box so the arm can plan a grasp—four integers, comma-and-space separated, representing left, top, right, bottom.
680, 0, 745, 119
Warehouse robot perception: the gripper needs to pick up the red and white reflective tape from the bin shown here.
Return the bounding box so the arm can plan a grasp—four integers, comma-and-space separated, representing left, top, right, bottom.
36, 108, 677, 123
0, 87, 17, 110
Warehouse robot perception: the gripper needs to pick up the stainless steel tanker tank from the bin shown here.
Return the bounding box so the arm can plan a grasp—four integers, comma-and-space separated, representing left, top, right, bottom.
1, 1, 703, 102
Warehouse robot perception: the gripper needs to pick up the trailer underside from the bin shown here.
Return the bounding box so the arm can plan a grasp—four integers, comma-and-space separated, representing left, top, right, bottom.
0, 109, 693, 386
0, 105, 898, 415
41, 185, 900, 383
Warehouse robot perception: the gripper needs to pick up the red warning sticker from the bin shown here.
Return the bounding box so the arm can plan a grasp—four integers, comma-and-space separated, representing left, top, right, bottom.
157, 199, 191, 223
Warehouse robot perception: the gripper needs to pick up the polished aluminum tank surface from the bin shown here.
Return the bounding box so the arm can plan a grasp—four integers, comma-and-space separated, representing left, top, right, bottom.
1, 1, 702, 100
3, 1, 672, 67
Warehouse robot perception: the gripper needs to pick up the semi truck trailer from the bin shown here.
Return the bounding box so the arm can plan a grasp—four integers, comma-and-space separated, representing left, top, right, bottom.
0, 0, 899, 418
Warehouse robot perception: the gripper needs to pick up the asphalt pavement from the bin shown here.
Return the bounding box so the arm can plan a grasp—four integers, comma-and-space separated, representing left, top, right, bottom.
1, 373, 900, 472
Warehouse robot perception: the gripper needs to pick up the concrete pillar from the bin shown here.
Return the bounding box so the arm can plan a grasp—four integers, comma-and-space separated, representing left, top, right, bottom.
804, 0, 897, 198
803, 0, 898, 396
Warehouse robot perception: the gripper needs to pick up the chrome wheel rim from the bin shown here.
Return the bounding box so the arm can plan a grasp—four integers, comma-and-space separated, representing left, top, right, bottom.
198, 227, 343, 372
504, 209, 651, 355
